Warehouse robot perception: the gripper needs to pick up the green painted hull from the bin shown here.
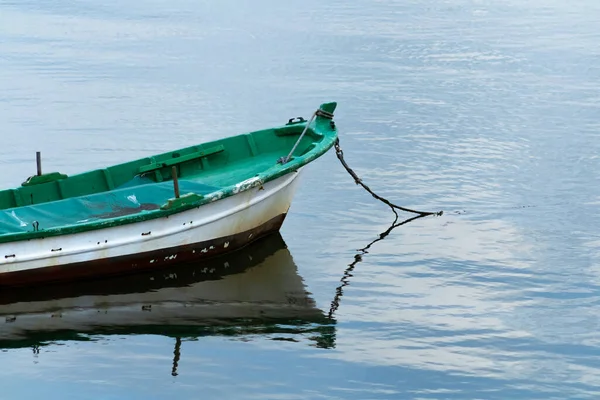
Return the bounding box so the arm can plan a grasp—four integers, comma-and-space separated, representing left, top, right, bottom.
0, 102, 338, 244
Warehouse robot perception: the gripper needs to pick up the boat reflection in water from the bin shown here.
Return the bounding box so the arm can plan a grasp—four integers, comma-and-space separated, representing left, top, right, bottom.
0, 233, 336, 358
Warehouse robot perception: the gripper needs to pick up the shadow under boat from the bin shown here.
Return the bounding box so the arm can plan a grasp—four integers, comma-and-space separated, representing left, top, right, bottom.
0, 233, 336, 351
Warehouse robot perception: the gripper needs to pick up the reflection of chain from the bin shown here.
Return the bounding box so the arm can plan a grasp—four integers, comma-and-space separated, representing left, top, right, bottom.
171, 337, 182, 377
334, 138, 442, 218
328, 214, 425, 320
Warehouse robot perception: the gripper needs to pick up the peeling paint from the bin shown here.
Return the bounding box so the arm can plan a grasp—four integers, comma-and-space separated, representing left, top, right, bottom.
233, 177, 263, 194
207, 191, 225, 202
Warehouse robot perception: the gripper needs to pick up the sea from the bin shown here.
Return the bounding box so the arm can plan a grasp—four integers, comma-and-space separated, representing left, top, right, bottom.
1, 1, 600, 398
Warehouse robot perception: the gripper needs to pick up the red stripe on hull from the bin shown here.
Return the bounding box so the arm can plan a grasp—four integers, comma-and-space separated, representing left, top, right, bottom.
0, 214, 287, 287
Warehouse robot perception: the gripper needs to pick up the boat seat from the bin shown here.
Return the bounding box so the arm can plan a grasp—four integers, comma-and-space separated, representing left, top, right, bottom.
138, 145, 225, 175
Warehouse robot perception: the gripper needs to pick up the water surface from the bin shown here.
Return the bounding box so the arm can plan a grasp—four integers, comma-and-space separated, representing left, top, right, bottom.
1, 0, 600, 398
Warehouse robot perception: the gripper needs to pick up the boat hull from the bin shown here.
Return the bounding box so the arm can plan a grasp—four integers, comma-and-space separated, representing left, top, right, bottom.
0, 170, 302, 286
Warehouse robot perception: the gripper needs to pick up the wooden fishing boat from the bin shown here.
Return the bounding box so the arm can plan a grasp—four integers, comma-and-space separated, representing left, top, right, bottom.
0, 102, 338, 286
0, 233, 336, 351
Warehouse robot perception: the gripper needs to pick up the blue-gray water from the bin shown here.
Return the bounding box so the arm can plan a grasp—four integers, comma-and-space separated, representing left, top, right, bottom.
1, 0, 600, 398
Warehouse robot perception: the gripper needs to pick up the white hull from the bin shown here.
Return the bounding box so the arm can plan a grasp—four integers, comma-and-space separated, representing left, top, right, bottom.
0, 170, 302, 283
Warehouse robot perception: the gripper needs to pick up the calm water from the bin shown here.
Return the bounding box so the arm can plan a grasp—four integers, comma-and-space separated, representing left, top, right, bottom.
1, 0, 600, 398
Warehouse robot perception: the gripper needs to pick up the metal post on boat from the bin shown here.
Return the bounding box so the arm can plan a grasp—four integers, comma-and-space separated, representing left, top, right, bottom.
36, 151, 42, 176
171, 166, 180, 198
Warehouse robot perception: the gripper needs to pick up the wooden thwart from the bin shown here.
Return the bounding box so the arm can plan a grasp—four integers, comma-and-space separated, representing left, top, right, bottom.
139, 145, 225, 175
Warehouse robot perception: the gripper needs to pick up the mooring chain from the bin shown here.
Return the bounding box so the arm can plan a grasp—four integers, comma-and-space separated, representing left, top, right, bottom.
334, 138, 442, 217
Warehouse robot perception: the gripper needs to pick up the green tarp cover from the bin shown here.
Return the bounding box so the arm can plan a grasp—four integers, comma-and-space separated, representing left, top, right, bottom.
0, 177, 220, 236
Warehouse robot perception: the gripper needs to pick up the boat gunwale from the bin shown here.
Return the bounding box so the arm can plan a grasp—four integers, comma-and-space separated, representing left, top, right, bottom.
0, 104, 338, 245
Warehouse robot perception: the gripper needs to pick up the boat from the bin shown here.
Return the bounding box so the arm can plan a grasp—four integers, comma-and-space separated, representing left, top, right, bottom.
0, 233, 336, 354
0, 102, 338, 286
